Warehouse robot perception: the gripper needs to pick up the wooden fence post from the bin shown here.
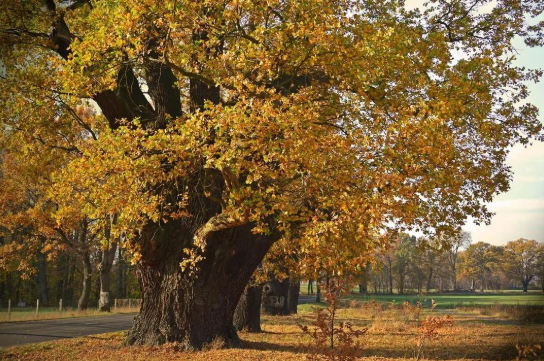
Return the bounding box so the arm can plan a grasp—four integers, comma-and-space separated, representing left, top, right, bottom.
35, 299, 39, 318
59, 299, 63, 314
114, 299, 117, 312
8, 299, 11, 322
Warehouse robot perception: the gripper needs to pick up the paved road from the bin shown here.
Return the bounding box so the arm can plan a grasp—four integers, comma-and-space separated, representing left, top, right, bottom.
298, 295, 316, 304
0, 314, 136, 348
0, 296, 320, 348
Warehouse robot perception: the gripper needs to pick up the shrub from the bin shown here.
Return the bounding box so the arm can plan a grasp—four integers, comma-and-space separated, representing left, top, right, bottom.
414, 315, 454, 361
299, 278, 367, 361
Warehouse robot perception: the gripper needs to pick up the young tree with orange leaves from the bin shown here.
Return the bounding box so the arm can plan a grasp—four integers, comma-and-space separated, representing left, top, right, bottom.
1, 0, 543, 348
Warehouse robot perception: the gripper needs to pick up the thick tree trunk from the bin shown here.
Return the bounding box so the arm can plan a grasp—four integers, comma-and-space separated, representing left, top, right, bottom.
233, 284, 263, 332
117, 247, 126, 298
78, 252, 92, 311
98, 239, 117, 311
98, 268, 112, 311
287, 279, 300, 314
37, 250, 49, 306
522, 281, 528, 293
65, 256, 76, 306
125, 222, 277, 348
308, 279, 314, 295
262, 279, 286, 315
261, 278, 298, 315
280, 278, 290, 314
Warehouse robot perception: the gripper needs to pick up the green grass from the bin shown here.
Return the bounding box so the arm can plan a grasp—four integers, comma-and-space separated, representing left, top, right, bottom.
345, 292, 544, 308
299, 282, 544, 308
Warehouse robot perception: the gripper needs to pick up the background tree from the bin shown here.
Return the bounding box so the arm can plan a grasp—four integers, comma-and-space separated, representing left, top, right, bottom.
417, 239, 441, 294
393, 234, 416, 295
442, 231, 472, 291
1, 0, 543, 348
502, 239, 540, 292
460, 242, 502, 292
536, 243, 544, 292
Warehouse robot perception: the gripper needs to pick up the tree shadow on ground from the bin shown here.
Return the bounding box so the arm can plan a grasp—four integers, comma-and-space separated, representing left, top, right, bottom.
241, 340, 308, 355
242, 338, 525, 360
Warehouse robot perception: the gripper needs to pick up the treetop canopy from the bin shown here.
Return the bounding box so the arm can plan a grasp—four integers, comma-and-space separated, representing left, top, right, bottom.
0, 0, 542, 266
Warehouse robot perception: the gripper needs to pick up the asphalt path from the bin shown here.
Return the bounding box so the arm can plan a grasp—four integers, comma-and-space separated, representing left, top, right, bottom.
0, 313, 136, 348
0, 296, 319, 348
298, 295, 316, 304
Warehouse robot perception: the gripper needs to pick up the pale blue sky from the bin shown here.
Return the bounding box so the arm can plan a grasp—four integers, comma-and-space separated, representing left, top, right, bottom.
405, 0, 544, 245
463, 42, 544, 246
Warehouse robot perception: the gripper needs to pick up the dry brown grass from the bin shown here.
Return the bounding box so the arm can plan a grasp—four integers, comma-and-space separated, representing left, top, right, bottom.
0, 307, 140, 323
458, 304, 544, 324
1, 305, 543, 361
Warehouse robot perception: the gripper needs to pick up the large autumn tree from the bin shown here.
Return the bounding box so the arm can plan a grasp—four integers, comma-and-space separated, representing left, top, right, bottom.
1, 0, 543, 348
502, 239, 541, 292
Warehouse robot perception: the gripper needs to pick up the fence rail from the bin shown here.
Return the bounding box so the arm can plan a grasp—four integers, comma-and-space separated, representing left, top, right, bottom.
113, 298, 142, 311
0, 298, 142, 322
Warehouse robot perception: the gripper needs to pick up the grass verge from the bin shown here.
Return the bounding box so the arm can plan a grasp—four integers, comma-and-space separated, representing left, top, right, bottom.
0, 307, 140, 323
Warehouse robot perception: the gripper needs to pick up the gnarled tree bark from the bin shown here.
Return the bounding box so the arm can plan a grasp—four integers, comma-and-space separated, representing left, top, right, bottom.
125, 221, 277, 348
39, 3, 283, 348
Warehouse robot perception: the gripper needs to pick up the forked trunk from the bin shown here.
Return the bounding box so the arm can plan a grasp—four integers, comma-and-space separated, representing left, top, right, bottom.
125, 222, 276, 348
233, 284, 263, 332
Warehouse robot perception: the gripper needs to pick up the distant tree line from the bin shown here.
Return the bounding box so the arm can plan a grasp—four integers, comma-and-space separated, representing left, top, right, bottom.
360, 233, 544, 295
0, 233, 140, 309
2, 228, 542, 311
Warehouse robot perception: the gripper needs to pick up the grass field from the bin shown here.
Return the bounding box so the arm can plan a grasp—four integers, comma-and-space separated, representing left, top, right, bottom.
2, 290, 542, 323
346, 292, 544, 308
300, 283, 544, 308
1, 301, 543, 360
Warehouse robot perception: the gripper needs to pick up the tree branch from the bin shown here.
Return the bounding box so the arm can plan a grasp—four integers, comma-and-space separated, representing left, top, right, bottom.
194, 210, 250, 250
